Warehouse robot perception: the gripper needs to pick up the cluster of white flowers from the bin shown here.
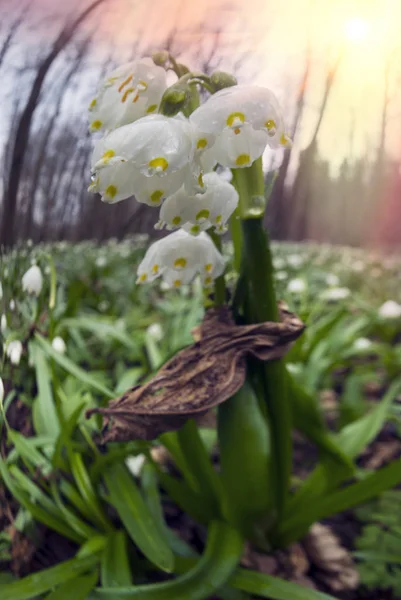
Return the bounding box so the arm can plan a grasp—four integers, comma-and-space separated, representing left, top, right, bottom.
88, 56, 290, 288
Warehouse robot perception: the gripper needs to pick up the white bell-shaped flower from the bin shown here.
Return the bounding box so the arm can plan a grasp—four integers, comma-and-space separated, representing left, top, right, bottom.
52, 336, 66, 354
6, 340, 23, 365
22, 265, 43, 296
90, 115, 200, 205
158, 172, 239, 235
190, 85, 291, 168
89, 58, 167, 133
137, 230, 225, 288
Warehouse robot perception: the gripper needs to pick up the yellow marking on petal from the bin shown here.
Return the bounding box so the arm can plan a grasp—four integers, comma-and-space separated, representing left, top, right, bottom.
198, 172, 204, 188
234, 128, 241, 135
89, 98, 97, 110
280, 133, 292, 147
149, 157, 168, 172
90, 120, 103, 131
235, 154, 251, 167
205, 263, 213, 272
139, 273, 147, 282
107, 76, 119, 85
146, 104, 158, 113
118, 74, 133, 92
122, 87, 135, 102
197, 138, 208, 149
105, 185, 117, 198
196, 209, 210, 221
226, 112, 245, 127
265, 119, 276, 131
137, 80, 148, 91
190, 225, 200, 235
174, 257, 187, 269
150, 190, 164, 204
173, 279, 182, 287
172, 216, 182, 226
204, 276, 213, 286
151, 264, 159, 274
101, 149, 115, 164
215, 215, 222, 223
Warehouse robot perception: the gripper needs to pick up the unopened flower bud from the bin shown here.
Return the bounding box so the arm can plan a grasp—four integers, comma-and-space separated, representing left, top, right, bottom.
52, 336, 66, 354
210, 71, 238, 92
152, 50, 170, 67
159, 84, 191, 116
22, 265, 43, 296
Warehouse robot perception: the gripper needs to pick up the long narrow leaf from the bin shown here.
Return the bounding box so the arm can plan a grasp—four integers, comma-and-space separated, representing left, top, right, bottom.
45, 570, 98, 600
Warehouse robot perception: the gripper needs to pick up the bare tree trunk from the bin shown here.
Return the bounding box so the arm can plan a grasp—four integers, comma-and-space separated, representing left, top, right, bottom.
0, 1, 30, 70
0, 0, 106, 247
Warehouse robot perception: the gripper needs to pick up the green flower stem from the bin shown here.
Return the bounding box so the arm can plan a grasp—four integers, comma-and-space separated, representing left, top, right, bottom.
233, 161, 292, 528
209, 230, 226, 306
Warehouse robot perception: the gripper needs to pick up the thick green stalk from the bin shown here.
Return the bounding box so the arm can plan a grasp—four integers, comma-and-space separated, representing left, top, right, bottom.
209, 230, 226, 306
233, 161, 292, 528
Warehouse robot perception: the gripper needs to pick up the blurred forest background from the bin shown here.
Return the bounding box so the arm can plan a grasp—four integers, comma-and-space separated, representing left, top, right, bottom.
0, 0, 400, 249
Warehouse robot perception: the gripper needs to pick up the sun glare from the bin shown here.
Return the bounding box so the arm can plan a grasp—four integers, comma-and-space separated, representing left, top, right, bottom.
344, 17, 370, 42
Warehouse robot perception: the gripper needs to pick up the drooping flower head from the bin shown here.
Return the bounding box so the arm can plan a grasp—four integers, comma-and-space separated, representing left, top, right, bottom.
190, 85, 292, 169
89, 114, 201, 205
157, 172, 239, 235
22, 265, 43, 296
6, 340, 23, 365
89, 58, 167, 133
137, 230, 225, 288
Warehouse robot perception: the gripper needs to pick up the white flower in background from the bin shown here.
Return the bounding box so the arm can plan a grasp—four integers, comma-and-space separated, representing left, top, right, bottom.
353, 337, 372, 351
6, 340, 23, 365
89, 58, 167, 132
320, 287, 350, 301
147, 323, 164, 341
273, 257, 286, 270
9, 299, 15, 311
52, 336, 66, 354
275, 270, 288, 281
95, 256, 107, 268
158, 172, 238, 235
378, 300, 401, 319
0, 377, 3, 404
1, 314, 7, 333
287, 254, 304, 268
125, 454, 146, 477
90, 114, 200, 205
326, 273, 339, 286
27, 239, 33, 247
190, 85, 291, 169
137, 230, 225, 288
22, 265, 43, 296
287, 278, 306, 294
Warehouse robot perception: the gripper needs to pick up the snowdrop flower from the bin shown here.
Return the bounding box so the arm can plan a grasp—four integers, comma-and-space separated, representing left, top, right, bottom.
273, 257, 286, 270
378, 300, 401, 319
275, 270, 288, 281
326, 273, 339, 286
0, 314, 6, 333
147, 323, 164, 341
22, 265, 43, 296
137, 230, 225, 288
287, 254, 304, 268
190, 85, 291, 169
287, 278, 306, 294
6, 340, 23, 365
9, 299, 15, 311
95, 256, 107, 268
90, 114, 200, 205
320, 287, 350, 301
353, 337, 372, 351
52, 336, 66, 354
89, 58, 167, 132
158, 172, 238, 235
126, 454, 146, 476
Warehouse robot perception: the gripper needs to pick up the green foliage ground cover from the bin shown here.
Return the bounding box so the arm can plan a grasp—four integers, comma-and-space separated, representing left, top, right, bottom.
1, 237, 401, 599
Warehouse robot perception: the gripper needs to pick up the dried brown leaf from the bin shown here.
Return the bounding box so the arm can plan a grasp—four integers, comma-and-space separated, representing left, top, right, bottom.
87, 303, 304, 441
